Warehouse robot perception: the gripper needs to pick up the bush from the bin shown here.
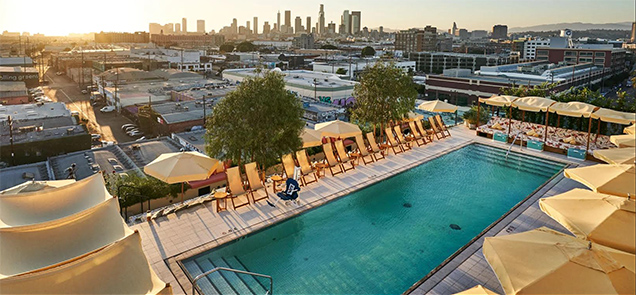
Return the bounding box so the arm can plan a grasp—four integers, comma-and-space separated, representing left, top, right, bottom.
462, 106, 489, 125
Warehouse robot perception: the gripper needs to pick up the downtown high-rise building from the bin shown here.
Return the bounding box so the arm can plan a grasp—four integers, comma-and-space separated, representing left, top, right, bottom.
342, 10, 351, 35
306, 16, 311, 33
631, 22, 636, 43
232, 18, 238, 34
263, 21, 270, 34
197, 20, 205, 34
182, 18, 187, 33
175, 23, 181, 34
246, 21, 251, 34
295, 16, 302, 34
277, 11, 281, 32
284, 10, 291, 29
318, 4, 325, 35
351, 11, 361, 34
253, 17, 258, 35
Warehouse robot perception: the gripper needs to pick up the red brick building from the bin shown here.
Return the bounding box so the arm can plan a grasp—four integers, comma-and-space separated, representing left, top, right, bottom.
536, 48, 627, 74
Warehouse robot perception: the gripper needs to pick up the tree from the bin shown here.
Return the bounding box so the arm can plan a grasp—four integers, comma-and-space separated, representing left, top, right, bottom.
321, 44, 337, 50
361, 46, 376, 57
236, 41, 255, 52
105, 172, 185, 209
219, 43, 234, 52
205, 70, 305, 171
351, 62, 417, 139
335, 68, 347, 75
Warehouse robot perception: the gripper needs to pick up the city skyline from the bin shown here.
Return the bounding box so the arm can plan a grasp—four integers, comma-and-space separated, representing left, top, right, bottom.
0, 0, 634, 36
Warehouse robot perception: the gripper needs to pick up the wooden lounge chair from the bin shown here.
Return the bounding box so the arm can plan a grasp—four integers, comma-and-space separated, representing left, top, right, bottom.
415, 120, 435, 142
281, 153, 297, 180
225, 166, 250, 209
244, 162, 269, 204
365, 132, 386, 161
408, 121, 428, 146
295, 149, 318, 186
393, 125, 412, 151
434, 115, 452, 137
384, 127, 405, 154
334, 140, 356, 172
428, 117, 446, 140
322, 143, 345, 176
354, 134, 375, 165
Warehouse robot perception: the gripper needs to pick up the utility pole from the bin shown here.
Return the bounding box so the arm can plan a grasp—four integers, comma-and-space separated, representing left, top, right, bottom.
80, 47, 84, 91
202, 95, 207, 126
115, 67, 119, 112
7, 116, 15, 166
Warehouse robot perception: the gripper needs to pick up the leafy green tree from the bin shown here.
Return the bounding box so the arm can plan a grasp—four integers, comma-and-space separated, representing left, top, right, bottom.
219, 43, 234, 52
321, 44, 337, 50
361, 46, 376, 57
236, 41, 255, 52
351, 62, 417, 139
105, 172, 185, 208
205, 70, 305, 171
335, 68, 347, 75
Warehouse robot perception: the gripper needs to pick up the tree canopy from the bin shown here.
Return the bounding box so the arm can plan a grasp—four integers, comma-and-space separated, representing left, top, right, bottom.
219, 43, 234, 52
335, 68, 348, 75
321, 44, 337, 50
351, 62, 417, 138
361, 46, 376, 57
205, 70, 305, 170
105, 172, 185, 209
236, 41, 255, 52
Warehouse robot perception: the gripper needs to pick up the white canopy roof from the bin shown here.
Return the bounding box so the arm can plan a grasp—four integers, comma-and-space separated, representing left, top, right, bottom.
0, 198, 132, 278
0, 231, 171, 295
0, 174, 112, 229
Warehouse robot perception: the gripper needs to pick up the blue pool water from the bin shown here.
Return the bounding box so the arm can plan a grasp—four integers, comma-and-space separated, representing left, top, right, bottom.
183, 144, 565, 295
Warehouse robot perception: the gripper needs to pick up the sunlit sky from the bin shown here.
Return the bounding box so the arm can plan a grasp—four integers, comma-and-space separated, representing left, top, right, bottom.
0, 0, 634, 36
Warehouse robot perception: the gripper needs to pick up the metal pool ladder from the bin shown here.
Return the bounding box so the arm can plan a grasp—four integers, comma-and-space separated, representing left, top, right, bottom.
192, 267, 273, 295
505, 133, 522, 159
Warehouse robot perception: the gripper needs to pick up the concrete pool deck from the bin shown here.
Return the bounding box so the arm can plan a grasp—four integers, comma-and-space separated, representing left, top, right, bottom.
130, 126, 595, 295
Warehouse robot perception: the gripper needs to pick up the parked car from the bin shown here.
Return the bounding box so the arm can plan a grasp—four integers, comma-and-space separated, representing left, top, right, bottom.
101, 141, 115, 147
56, 72, 64, 76
121, 123, 136, 131
70, 111, 80, 116
81, 90, 88, 94
124, 126, 138, 132
127, 130, 144, 137
100, 106, 116, 113
91, 134, 101, 140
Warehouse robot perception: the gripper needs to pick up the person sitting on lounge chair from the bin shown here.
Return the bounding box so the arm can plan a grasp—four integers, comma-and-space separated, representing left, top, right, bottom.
267, 167, 301, 207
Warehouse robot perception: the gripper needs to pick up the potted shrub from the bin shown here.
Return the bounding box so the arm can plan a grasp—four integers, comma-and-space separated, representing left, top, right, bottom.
462, 106, 489, 130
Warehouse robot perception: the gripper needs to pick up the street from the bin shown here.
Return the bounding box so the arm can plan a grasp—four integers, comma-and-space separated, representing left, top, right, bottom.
42, 69, 135, 144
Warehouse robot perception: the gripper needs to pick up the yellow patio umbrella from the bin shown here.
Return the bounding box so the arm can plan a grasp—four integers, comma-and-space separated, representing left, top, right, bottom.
417, 99, 458, 113
0, 179, 75, 195
300, 128, 323, 148
625, 124, 635, 135
540, 188, 635, 253
405, 111, 424, 121
315, 119, 362, 138
564, 164, 635, 198
453, 285, 499, 295
144, 151, 221, 202
610, 133, 636, 148
594, 147, 636, 165
484, 227, 635, 295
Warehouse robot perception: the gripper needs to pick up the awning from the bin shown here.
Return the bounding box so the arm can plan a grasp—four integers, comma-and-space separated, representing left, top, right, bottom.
187, 172, 227, 189
417, 100, 458, 113
478, 95, 518, 107
0, 198, 133, 278
625, 124, 635, 135
591, 108, 636, 125
0, 231, 172, 295
0, 174, 112, 229
548, 101, 598, 118
511, 96, 556, 112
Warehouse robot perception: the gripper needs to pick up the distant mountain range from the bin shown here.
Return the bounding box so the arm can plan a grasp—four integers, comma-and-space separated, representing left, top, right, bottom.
509, 22, 633, 32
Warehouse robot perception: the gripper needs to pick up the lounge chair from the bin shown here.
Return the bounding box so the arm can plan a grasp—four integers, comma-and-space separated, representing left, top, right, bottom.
225, 166, 250, 209
415, 120, 435, 143
334, 140, 356, 172
393, 125, 412, 150
384, 127, 405, 154
428, 117, 446, 140
295, 149, 319, 186
354, 134, 375, 165
244, 162, 269, 204
322, 143, 345, 176
408, 121, 428, 146
281, 153, 297, 180
434, 115, 451, 137
365, 132, 386, 161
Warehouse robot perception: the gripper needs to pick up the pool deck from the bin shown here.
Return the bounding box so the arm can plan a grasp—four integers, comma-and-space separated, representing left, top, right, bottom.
130, 126, 595, 295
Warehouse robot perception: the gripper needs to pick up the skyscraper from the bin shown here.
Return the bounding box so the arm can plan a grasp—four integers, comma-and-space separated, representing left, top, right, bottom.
175, 23, 181, 34
246, 21, 251, 34
197, 20, 205, 34
318, 4, 325, 35
492, 24, 508, 39
452, 22, 458, 36
232, 18, 238, 35
295, 16, 302, 35
351, 11, 361, 34
631, 22, 636, 43
342, 10, 350, 35
182, 18, 187, 33
263, 22, 270, 35
285, 10, 291, 29
277, 11, 281, 32
253, 17, 258, 35
306, 16, 312, 33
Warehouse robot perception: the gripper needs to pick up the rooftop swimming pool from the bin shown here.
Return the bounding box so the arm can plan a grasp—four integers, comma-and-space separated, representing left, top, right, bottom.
182, 144, 566, 295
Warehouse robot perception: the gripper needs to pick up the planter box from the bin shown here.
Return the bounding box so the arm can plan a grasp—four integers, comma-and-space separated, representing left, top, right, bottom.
493, 132, 508, 144
527, 140, 544, 152
567, 148, 587, 161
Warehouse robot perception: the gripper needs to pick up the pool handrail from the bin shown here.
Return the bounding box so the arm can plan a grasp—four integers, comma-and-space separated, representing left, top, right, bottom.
192, 266, 273, 295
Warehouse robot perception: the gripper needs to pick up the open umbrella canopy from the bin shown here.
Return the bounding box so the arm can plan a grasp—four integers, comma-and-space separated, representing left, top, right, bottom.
592, 108, 636, 125
484, 227, 635, 295
0, 179, 75, 195
301, 128, 323, 148
143, 151, 220, 184
594, 148, 636, 165
315, 120, 362, 138
511, 96, 556, 112
610, 133, 636, 148
453, 285, 499, 295
564, 164, 635, 198
405, 111, 424, 121
540, 188, 635, 254
417, 100, 458, 113
625, 124, 635, 135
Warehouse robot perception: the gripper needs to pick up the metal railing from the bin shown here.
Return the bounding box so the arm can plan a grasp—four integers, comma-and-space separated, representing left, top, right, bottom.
505, 133, 521, 159
192, 267, 272, 295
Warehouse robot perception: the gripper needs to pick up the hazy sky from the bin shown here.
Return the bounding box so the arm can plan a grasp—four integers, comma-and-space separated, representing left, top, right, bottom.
0, 0, 634, 36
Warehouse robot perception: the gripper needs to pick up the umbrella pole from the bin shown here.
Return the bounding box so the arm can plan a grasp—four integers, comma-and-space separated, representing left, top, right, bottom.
507, 107, 513, 138
586, 116, 593, 152
595, 119, 601, 143
455, 110, 458, 126
476, 100, 481, 128
544, 111, 550, 142
181, 182, 184, 203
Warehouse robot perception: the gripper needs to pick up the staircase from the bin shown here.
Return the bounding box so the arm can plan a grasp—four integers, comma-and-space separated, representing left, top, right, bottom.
183, 256, 270, 295
466, 144, 564, 178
